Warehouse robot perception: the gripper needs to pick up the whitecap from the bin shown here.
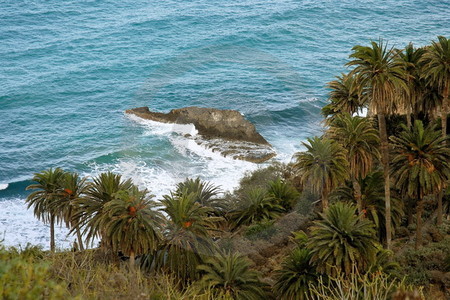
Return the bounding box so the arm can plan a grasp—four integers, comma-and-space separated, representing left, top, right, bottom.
0, 198, 74, 250
125, 113, 198, 137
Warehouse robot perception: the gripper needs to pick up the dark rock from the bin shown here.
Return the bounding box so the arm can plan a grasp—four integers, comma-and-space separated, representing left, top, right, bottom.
126, 106, 276, 163
127, 106, 269, 144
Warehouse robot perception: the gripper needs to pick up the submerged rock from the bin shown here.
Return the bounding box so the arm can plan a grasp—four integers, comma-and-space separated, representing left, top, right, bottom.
126, 106, 276, 163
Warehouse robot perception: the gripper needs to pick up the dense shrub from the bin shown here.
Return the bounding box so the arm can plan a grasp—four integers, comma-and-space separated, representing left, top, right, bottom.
0, 245, 67, 299
244, 219, 277, 241
396, 235, 450, 286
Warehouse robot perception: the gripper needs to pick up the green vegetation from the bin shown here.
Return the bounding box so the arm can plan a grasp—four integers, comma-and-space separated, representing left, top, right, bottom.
307, 202, 379, 276
7, 36, 450, 298
294, 137, 349, 210
25, 167, 66, 252
197, 251, 269, 299
273, 247, 317, 299
391, 120, 450, 249
327, 113, 380, 212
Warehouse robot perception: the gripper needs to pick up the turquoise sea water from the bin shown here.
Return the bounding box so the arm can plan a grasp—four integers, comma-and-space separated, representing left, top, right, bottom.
1, 0, 449, 248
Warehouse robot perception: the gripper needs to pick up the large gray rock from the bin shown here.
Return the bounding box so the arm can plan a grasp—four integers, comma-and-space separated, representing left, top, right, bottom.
126, 106, 276, 163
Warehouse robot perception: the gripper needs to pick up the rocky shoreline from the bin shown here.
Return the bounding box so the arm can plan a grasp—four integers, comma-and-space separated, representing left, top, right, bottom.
126, 106, 276, 163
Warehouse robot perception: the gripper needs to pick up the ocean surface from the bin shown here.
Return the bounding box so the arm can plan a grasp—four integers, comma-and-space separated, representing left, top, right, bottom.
1, 0, 449, 249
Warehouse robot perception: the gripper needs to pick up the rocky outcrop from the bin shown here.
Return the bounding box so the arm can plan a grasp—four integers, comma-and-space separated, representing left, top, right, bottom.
126, 106, 276, 163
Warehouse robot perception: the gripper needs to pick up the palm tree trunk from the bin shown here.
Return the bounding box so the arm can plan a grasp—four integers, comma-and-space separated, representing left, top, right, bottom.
100, 230, 111, 253
129, 250, 136, 270
437, 191, 443, 226
407, 198, 414, 226
378, 113, 392, 250
406, 101, 412, 128
50, 215, 55, 252
321, 190, 329, 211
406, 113, 412, 128
75, 226, 84, 251
352, 177, 363, 214
441, 83, 448, 139
415, 198, 424, 250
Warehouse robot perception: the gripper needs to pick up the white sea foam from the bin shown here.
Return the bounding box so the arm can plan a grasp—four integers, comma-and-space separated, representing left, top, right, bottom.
0, 183, 8, 190
126, 113, 198, 137
125, 114, 262, 192
84, 161, 179, 200
170, 135, 259, 192
0, 198, 73, 250
355, 107, 368, 117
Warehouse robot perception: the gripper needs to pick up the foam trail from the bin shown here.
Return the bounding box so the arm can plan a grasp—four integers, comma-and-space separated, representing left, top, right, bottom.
126, 113, 261, 192
173, 135, 258, 186
126, 113, 198, 137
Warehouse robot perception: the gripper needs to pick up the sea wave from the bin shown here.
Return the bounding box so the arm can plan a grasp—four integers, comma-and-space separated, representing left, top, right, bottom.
0, 197, 73, 250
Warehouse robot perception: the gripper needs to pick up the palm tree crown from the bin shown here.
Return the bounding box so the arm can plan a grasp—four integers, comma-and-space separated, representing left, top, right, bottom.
422, 36, 450, 140
422, 36, 450, 98
396, 43, 426, 124
322, 73, 366, 123
347, 40, 407, 115
174, 177, 223, 213
328, 113, 379, 179
26, 168, 66, 252
157, 192, 217, 281
273, 247, 318, 300
197, 251, 269, 300
102, 187, 163, 266
391, 120, 450, 248
330, 171, 404, 242
75, 172, 134, 247
294, 137, 349, 210
307, 202, 379, 276
391, 120, 450, 197
230, 188, 283, 227
57, 171, 87, 250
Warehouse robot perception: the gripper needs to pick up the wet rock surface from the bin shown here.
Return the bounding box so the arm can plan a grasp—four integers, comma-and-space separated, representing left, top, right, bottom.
126, 106, 276, 163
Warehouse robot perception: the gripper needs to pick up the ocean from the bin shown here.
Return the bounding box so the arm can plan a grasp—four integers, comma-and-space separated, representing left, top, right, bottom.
1, 0, 449, 249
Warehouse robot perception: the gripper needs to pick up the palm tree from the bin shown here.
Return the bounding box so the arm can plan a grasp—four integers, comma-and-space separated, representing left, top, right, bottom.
294, 137, 349, 211
368, 246, 400, 275
229, 188, 283, 227
347, 39, 407, 249
267, 178, 300, 211
391, 120, 450, 249
157, 192, 217, 282
422, 36, 450, 137
74, 172, 134, 249
322, 73, 367, 124
273, 247, 318, 300
174, 177, 223, 214
330, 171, 404, 242
396, 43, 426, 127
197, 251, 269, 299
26, 168, 66, 252
328, 113, 380, 212
421, 36, 450, 225
57, 171, 87, 251
307, 202, 379, 276
101, 187, 163, 268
